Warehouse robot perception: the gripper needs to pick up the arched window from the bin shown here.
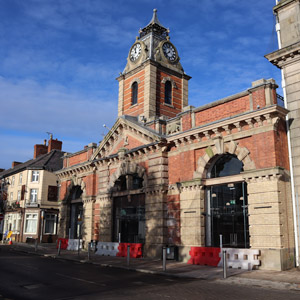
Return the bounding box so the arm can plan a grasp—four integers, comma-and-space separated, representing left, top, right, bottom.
132, 82, 138, 105
164, 81, 172, 105
209, 155, 243, 178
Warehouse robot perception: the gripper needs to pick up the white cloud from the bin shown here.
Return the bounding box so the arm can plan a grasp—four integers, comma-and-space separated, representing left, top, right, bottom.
0, 77, 117, 140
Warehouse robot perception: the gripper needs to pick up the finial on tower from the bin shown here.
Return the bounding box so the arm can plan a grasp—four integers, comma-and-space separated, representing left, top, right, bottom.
148, 8, 163, 27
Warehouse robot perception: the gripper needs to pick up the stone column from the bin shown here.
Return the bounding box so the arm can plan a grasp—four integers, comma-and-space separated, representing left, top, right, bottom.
82, 197, 95, 245
144, 152, 168, 258
179, 179, 204, 262
244, 167, 294, 270
144, 63, 157, 119
98, 193, 113, 242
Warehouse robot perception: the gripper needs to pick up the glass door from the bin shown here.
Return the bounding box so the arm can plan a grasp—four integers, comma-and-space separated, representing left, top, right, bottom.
206, 182, 249, 248
113, 194, 145, 243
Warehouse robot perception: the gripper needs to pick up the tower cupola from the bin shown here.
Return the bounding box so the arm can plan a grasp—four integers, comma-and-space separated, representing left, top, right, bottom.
117, 9, 191, 120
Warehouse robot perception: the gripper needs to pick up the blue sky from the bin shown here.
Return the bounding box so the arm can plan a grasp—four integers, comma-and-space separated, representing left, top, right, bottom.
0, 0, 281, 169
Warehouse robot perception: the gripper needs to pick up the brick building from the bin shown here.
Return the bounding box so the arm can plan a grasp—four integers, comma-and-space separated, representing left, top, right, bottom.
0, 136, 64, 243
56, 10, 295, 270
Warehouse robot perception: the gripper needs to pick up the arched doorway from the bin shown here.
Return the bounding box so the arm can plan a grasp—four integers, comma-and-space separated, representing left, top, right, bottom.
205, 154, 249, 248
112, 173, 145, 243
67, 185, 83, 239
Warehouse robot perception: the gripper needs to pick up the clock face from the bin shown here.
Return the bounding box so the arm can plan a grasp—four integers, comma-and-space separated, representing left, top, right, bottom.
130, 43, 142, 62
162, 42, 177, 61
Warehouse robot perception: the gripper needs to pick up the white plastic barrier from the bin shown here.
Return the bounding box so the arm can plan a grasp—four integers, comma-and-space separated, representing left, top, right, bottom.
95, 242, 120, 256
67, 239, 82, 251
218, 248, 260, 270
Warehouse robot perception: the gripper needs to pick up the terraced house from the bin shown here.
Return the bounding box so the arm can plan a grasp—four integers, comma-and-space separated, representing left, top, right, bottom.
0, 136, 64, 243
56, 9, 296, 271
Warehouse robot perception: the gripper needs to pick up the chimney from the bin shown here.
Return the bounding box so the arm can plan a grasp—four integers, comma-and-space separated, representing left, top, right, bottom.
12, 161, 22, 168
34, 143, 48, 159
48, 137, 62, 153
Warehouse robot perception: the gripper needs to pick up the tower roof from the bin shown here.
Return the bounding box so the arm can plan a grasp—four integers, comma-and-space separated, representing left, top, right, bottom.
139, 9, 169, 38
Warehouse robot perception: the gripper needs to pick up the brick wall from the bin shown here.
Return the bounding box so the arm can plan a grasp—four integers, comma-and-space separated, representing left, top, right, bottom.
182, 112, 192, 131
156, 70, 183, 118
274, 120, 290, 170
59, 180, 70, 200
195, 95, 250, 127
123, 70, 145, 116
82, 174, 97, 196
168, 151, 195, 184
252, 88, 266, 109
111, 135, 147, 155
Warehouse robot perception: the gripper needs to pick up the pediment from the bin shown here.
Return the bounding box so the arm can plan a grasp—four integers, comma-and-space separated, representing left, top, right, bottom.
90, 116, 161, 161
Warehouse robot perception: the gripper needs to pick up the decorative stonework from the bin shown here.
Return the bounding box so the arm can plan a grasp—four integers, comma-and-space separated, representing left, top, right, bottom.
166, 120, 181, 135
242, 167, 288, 183
161, 76, 177, 88
62, 175, 87, 202
56, 162, 96, 180
194, 139, 256, 179
130, 78, 141, 86
168, 105, 288, 148
90, 117, 162, 161
108, 156, 147, 192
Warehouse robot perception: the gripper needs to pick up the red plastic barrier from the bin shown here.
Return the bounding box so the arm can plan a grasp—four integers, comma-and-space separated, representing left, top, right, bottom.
187, 247, 221, 267
117, 243, 143, 258
56, 238, 69, 250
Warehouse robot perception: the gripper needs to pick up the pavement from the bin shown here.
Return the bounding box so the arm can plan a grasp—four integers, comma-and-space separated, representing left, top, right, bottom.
4, 242, 300, 292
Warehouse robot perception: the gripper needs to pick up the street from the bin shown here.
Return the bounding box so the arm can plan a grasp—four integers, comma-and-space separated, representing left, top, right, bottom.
0, 246, 299, 300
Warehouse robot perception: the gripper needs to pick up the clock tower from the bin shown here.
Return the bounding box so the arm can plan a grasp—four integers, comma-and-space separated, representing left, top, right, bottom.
117, 9, 191, 121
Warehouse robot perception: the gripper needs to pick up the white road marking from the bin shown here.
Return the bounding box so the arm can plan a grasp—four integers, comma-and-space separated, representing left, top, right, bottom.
56, 273, 97, 285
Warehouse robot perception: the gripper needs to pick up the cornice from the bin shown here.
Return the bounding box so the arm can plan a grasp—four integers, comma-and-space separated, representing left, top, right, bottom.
242, 167, 289, 183
117, 58, 191, 82
167, 105, 287, 147
56, 162, 96, 180
273, 0, 300, 13
265, 42, 300, 68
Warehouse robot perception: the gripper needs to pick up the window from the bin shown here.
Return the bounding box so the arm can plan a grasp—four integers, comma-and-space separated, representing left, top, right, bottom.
19, 173, 23, 185
131, 82, 138, 105
48, 186, 58, 202
11, 176, 15, 186
10, 192, 13, 201
17, 190, 21, 201
24, 213, 38, 234
30, 189, 38, 203
12, 219, 16, 231
31, 171, 39, 182
209, 155, 243, 178
44, 214, 56, 234
5, 213, 21, 233
165, 81, 172, 105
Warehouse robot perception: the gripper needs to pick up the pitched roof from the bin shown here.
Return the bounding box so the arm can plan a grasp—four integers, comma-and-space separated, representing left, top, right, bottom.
0, 150, 65, 178
90, 115, 163, 161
